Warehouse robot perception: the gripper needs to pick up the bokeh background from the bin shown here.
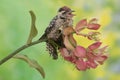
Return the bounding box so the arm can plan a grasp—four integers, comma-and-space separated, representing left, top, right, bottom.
0, 0, 120, 80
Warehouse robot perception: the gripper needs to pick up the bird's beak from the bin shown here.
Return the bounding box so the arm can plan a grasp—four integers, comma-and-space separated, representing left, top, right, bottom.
71, 10, 75, 12
70, 10, 75, 16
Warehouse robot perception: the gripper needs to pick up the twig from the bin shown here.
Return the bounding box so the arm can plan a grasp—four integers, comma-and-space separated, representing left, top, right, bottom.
0, 38, 47, 65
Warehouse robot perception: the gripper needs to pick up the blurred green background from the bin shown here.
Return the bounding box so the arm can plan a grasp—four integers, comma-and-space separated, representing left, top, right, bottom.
0, 0, 120, 80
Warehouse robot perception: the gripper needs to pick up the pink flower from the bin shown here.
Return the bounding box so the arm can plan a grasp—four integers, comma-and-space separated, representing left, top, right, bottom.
87, 42, 108, 66
86, 60, 98, 68
63, 27, 77, 50
60, 42, 108, 71
59, 48, 76, 63
75, 19, 87, 33
75, 59, 87, 71
75, 43, 107, 70
88, 41, 102, 51
87, 18, 100, 30
87, 24, 100, 30
87, 32, 100, 41
74, 46, 86, 58
75, 18, 100, 33
58, 18, 108, 71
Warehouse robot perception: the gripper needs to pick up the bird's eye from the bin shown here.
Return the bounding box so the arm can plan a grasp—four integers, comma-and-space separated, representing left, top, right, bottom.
60, 16, 66, 19
62, 11, 67, 14
68, 13, 71, 15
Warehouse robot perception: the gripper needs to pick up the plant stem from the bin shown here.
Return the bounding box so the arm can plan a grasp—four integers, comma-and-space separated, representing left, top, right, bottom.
0, 38, 47, 65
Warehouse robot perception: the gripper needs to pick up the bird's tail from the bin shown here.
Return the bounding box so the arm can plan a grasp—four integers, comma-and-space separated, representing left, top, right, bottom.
46, 42, 58, 59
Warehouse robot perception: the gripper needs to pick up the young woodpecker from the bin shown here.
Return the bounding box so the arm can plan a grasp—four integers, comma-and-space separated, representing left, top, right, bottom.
39, 6, 75, 59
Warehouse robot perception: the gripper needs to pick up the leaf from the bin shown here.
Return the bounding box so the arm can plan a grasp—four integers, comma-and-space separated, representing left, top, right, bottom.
27, 11, 38, 44
13, 54, 45, 78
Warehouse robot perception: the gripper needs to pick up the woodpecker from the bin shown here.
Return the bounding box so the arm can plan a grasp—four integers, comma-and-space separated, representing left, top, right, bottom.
39, 6, 75, 59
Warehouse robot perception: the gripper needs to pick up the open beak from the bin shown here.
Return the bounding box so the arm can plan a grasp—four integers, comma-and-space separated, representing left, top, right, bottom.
71, 10, 75, 12
71, 10, 76, 16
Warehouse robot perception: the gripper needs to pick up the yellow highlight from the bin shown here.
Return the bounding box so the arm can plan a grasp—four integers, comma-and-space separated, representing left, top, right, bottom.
74, 34, 94, 48
99, 8, 112, 27
109, 73, 120, 80
102, 32, 116, 46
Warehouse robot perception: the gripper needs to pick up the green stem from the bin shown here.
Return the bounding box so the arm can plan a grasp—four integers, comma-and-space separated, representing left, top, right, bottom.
0, 38, 47, 65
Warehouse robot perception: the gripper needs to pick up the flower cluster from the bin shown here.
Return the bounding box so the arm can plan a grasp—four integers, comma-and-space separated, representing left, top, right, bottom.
59, 18, 108, 71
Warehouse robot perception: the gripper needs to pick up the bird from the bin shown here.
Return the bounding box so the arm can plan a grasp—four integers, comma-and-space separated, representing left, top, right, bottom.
39, 6, 75, 59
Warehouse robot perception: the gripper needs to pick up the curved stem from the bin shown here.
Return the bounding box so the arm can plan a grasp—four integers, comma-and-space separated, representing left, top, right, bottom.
0, 38, 47, 65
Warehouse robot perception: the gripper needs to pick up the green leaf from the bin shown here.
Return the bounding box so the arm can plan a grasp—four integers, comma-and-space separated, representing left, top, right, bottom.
13, 54, 45, 78
27, 11, 38, 44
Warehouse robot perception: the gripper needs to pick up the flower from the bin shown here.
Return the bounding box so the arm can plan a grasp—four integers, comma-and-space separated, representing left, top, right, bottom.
75, 59, 87, 71
87, 32, 101, 41
88, 41, 102, 51
87, 18, 101, 30
60, 42, 108, 71
75, 19, 87, 33
75, 18, 100, 33
87, 42, 108, 65
74, 46, 86, 58
59, 18, 108, 71
63, 27, 77, 50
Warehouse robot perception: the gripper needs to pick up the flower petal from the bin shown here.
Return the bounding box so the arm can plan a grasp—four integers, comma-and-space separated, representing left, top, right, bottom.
64, 36, 75, 50
63, 27, 75, 36
95, 55, 108, 64
87, 52, 95, 61
89, 18, 98, 24
74, 46, 86, 58
87, 24, 100, 30
59, 48, 76, 63
86, 61, 98, 68
75, 19, 87, 32
87, 32, 101, 41
86, 52, 98, 68
69, 35, 77, 47
88, 42, 102, 50
59, 48, 70, 57
76, 59, 87, 71
64, 56, 76, 63
98, 46, 108, 53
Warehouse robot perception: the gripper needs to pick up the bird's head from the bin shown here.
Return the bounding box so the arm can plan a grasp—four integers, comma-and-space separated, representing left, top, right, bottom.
57, 6, 75, 19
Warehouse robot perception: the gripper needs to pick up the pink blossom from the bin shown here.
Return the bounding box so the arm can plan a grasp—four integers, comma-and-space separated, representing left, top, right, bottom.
60, 42, 107, 71
86, 42, 108, 66
87, 32, 100, 41
60, 43, 108, 71
75, 59, 87, 71
59, 48, 76, 63
86, 60, 98, 68
88, 42, 102, 51
58, 18, 108, 71
63, 27, 76, 50
74, 46, 86, 58
75, 19, 87, 33
87, 24, 100, 30
87, 18, 101, 30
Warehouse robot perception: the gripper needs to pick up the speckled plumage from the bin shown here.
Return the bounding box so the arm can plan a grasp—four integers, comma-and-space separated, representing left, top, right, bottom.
39, 6, 74, 59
